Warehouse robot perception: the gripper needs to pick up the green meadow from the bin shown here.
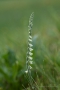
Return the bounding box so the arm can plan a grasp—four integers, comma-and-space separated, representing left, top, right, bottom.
0, 0, 60, 90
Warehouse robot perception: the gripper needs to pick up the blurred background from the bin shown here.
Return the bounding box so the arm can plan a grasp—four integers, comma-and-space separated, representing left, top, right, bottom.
0, 0, 60, 90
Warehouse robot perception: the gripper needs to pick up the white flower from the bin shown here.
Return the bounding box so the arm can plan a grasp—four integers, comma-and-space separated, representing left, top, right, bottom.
29, 61, 33, 64
29, 39, 32, 42
29, 31, 30, 34
29, 52, 33, 56
29, 66, 32, 69
29, 48, 33, 51
28, 56, 32, 60
25, 70, 28, 73
28, 26, 32, 30
29, 35, 32, 39
29, 44, 33, 47
29, 23, 33, 27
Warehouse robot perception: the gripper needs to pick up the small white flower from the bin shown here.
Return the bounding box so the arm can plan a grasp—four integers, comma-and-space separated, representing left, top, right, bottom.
29, 66, 32, 69
29, 44, 33, 47
29, 52, 33, 56
29, 23, 33, 26
29, 48, 33, 51
29, 20, 32, 23
28, 26, 30, 28
29, 31, 30, 34
29, 61, 33, 64
29, 39, 32, 42
25, 70, 28, 73
28, 26, 32, 30
28, 56, 32, 60
29, 35, 32, 39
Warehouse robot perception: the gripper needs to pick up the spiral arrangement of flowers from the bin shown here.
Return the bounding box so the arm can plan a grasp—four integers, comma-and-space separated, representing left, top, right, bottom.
25, 12, 34, 74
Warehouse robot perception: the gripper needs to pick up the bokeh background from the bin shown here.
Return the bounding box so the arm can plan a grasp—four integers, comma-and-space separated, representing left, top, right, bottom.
0, 0, 60, 90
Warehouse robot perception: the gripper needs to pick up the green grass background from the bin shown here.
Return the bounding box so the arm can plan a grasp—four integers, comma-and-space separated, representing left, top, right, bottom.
0, 0, 60, 90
